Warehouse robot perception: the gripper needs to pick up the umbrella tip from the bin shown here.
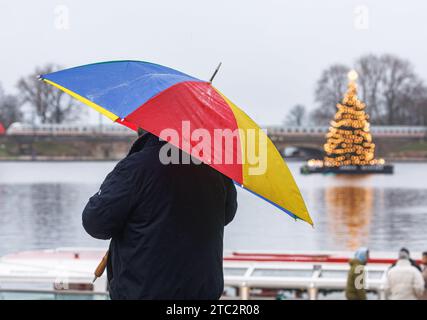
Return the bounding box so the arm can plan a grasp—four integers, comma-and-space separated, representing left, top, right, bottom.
209, 62, 222, 83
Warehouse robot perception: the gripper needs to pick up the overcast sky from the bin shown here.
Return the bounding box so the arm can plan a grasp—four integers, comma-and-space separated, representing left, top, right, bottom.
1, 0, 426, 125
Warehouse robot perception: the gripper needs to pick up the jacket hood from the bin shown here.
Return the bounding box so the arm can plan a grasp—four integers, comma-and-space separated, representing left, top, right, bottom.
354, 247, 369, 264
127, 132, 165, 156
395, 259, 411, 267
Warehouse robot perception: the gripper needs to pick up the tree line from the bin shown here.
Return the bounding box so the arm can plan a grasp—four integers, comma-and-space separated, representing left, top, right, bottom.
285, 54, 427, 127
0, 64, 81, 128
1, 55, 426, 129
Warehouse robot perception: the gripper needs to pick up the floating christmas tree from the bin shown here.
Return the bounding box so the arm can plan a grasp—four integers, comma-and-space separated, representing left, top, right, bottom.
323, 70, 380, 167
301, 70, 392, 174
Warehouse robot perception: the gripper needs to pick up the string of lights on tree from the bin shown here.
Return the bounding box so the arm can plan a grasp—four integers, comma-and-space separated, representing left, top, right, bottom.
321, 70, 384, 167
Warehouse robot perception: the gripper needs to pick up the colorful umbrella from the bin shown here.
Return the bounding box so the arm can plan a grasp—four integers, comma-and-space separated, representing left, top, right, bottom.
40, 61, 312, 225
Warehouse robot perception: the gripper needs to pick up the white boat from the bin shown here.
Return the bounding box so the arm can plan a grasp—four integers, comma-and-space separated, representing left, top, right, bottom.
0, 247, 416, 300
0, 248, 108, 300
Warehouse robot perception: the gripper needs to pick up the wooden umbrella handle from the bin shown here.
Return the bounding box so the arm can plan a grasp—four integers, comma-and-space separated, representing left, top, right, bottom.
93, 251, 109, 282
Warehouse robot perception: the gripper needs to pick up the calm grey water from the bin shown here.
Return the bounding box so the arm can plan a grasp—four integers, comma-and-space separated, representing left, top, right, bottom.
0, 161, 426, 256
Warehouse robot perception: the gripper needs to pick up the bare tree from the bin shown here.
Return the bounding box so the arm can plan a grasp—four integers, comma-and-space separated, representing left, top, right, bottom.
17, 64, 81, 124
395, 80, 427, 125
312, 64, 350, 124
0, 85, 21, 128
355, 54, 383, 122
379, 54, 420, 125
284, 104, 306, 126
356, 54, 425, 125
313, 54, 427, 125
418, 91, 427, 126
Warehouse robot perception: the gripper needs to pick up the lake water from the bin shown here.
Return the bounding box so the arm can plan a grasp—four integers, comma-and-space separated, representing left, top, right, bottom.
0, 161, 426, 256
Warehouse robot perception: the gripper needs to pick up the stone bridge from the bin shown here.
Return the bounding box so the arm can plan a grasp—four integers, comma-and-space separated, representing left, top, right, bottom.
266, 126, 427, 158
1, 125, 426, 160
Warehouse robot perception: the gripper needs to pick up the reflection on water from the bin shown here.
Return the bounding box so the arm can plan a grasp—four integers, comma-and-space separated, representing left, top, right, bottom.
0, 184, 103, 255
325, 182, 373, 250
0, 161, 427, 256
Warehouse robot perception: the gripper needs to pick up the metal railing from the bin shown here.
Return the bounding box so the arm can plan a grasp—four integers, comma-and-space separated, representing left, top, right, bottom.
0, 288, 109, 300
223, 263, 389, 300
266, 125, 427, 138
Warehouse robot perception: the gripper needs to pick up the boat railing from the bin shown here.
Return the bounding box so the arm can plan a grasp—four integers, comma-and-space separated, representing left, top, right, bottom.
223, 262, 389, 300
0, 287, 109, 300
0, 249, 397, 300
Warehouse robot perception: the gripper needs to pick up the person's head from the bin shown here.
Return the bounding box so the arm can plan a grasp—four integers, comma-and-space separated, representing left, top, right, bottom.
422, 252, 427, 266
398, 248, 410, 260
354, 247, 369, 264
398, 247, 410, 260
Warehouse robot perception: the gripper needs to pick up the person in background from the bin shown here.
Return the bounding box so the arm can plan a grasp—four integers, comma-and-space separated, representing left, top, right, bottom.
386, 249, 425, 300
390, 248, 422, 272
345, 247, 369, 300
422, 252, 427, 300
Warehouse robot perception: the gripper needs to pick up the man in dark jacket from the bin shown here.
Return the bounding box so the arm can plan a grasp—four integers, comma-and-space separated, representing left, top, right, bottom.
82, 132, 238, 299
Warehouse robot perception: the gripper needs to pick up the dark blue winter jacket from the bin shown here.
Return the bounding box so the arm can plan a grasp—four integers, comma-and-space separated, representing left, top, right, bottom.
82, 133, 237, 299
